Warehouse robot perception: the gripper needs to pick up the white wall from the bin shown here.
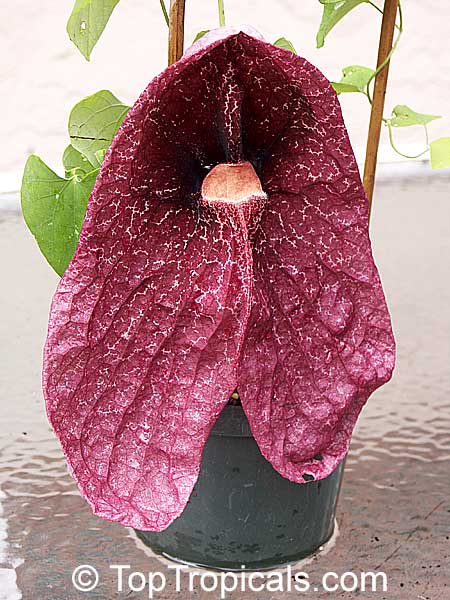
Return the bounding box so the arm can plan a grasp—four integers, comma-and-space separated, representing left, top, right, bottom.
1, 0, 449, 180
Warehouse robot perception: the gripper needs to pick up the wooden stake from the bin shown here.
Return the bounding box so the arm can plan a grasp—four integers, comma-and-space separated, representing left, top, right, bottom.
168, 0, 186, 65
363, 0, 398, 219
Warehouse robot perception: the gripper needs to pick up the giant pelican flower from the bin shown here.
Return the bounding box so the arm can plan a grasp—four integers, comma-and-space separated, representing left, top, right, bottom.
43, 28, 395, 531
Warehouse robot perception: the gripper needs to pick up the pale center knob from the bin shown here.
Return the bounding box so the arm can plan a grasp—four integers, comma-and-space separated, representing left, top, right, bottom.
201, 162, 265, 205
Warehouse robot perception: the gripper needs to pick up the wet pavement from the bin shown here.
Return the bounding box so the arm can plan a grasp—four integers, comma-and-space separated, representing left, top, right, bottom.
0, 176, 449, 599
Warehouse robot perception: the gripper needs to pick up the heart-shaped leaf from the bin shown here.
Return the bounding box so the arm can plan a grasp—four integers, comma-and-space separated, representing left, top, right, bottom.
317, 0, 368, 48
331, 82, 360, 94
22, 89, 127, 275
430, 137, 450, 169
273, 37, 297, 54
21, 156, 98, 276
390, 105, 441, 128
68, 90, 130, 166
63, 144, 96, 178
336, 65, 375, 94
67, 0, 121, 60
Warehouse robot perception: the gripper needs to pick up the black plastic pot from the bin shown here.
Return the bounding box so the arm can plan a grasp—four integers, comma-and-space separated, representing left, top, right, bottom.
135, 405, 345, 571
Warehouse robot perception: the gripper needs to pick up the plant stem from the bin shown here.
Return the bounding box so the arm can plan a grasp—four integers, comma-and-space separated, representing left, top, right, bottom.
363, 0, 399, 216
366, 0, 384, 16
366, 0, 401, 29
386, 122, 429, 159
218, 0, 225, 26
159, 0, 169, 27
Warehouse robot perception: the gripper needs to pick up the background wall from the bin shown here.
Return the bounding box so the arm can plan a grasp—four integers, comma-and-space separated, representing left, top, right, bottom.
1, 0, 449, 184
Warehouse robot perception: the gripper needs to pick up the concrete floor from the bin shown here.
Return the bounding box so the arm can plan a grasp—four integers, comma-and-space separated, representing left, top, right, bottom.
0, 175, 449, 598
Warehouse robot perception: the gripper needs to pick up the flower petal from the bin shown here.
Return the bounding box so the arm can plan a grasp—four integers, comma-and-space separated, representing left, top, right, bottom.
238, 49, 395, 482
43, 40, 256, 530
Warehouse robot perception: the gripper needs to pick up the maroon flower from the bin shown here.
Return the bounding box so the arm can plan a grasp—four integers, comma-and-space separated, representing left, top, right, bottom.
43, 29, 395, 531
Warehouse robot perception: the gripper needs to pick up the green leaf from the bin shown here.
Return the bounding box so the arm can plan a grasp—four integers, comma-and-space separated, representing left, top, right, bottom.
21, 90, 124, 276
68, 90, 129, 166
336, 65, 375, 93
390, 105, 441, 128
331, 82, 360, 94
62, 144, 96, 177
67, 0, 121, 60
21, 156, 97, 276
317, 0, 368, 48
430, 137, 450, 170
193, 30, 210, 43
273, 37, 297, 54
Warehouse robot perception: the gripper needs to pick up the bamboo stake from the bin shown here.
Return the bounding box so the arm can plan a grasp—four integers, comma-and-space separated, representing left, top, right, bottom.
168, 0, 186, 65
363, 0, 398, 219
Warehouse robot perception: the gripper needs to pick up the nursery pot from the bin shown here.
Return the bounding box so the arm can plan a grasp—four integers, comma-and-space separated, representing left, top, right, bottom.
135, 405, 345, 571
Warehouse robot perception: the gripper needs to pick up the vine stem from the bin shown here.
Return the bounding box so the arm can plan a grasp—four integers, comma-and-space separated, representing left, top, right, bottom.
218, 0, 226, 26
366, 1, 402, 103
366, 0, 384, 15
367, 0, 401, 30
168, 0, 186, 65
387, 123, 429, 159
363, 0, 399, 219
159, 0, 169, 27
